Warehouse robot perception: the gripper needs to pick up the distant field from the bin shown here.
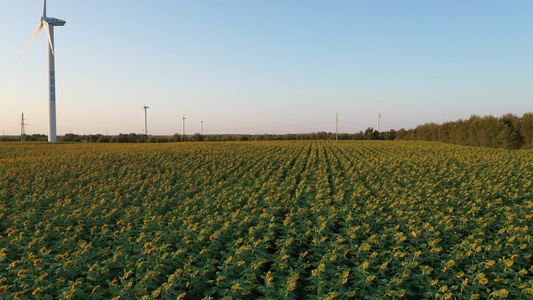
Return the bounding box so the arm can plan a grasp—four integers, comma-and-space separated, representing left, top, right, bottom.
0, 141, 532, 299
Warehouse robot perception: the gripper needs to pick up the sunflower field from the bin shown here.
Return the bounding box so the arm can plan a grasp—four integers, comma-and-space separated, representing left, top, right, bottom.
0, 141, 531, 299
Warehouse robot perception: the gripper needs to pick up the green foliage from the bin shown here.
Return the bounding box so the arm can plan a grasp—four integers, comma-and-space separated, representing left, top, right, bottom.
411, 113, 532, 149
0, 141, 532, 298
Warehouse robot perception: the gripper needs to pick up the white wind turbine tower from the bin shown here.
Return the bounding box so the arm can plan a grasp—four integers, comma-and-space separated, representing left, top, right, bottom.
143, 105, 149, 136
377, 101, 382, 132
21, 0, 66, 142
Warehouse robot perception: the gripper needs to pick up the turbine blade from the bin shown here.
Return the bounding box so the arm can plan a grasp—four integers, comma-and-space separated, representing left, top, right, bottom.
21, 22, 43, 57
43, 0, 47, 17
42, 21, 55, 56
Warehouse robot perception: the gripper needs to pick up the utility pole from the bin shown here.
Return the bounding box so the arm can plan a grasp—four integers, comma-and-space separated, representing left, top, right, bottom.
336, 113, 338, 141
182, 117, 186, 136
143, 105, 149, 136
21, 113, 26, 142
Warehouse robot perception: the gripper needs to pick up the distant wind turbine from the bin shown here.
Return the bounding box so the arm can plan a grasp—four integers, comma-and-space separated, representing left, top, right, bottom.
336, 113, 338, 141
377, 101, 382, 132
21, 0, 66, 142
182, 117, 186, 135
143, 105, 149, 136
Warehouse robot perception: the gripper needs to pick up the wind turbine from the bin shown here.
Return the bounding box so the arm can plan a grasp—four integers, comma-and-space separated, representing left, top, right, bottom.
335, 113, 338, 141
143, 105, 149, 136
182, 117, 186, 136
21, 0, 66, 142
377, 101, 382, 132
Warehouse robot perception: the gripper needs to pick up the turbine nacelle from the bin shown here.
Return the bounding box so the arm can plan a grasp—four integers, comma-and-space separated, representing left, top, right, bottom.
42, 17, 66, 26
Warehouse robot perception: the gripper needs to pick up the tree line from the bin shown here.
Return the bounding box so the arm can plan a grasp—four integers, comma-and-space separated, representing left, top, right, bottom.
0, 131, 394, 143
399, 113, 532, 149
1, 113, 531, 149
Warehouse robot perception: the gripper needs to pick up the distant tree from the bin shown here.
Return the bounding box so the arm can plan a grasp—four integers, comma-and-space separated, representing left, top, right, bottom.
283, 134, 294, 140
97, 135, 111, 143
351, 131, 364, 140
114, 133, 145, 143
85, 134, 102, 143
405, 129, 416, 140
465, 115, 484, 146
338, 133, 351, 140
500, 114, 524, 149
0, 136, 18, 142
26, 134, 47, 141
384, 129, 396, 140
171, 133, 182, 142
482, 116, 506, 148
438, 122, 453, 143
363, 128, 375, 140
115, 134, 128, 143
61, 133, 79, 142
310, 132, 328, 140
148, 136, 165, 143
263, 134, 273, 141
417, 123, 440, 141
499, 125, 522, 149
208, 135, 223, 142
450, 120, 468, 144
191, 133, 204, 142
222, 135, 235, 141
520, 113, 533, 148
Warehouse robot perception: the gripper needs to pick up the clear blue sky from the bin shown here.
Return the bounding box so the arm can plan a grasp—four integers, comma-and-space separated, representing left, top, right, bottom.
1, 0, 532, 135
